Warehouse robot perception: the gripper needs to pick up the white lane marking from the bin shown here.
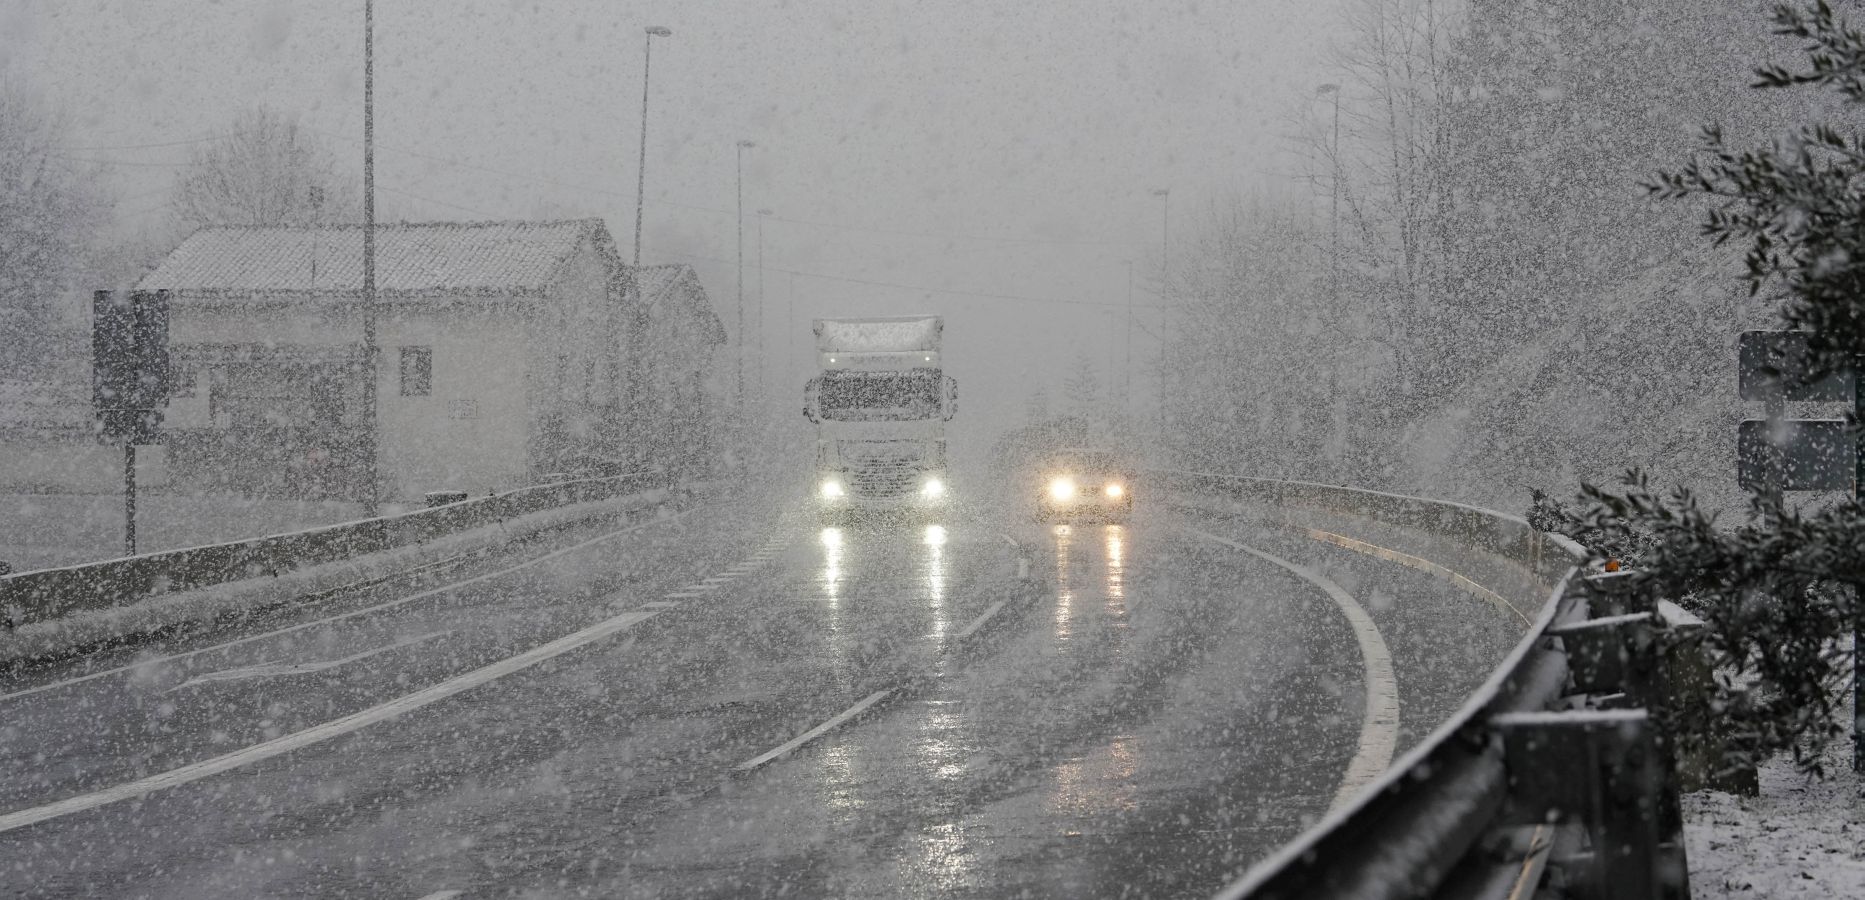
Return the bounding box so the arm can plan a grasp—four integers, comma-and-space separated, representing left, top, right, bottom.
0, 507, 699, 705
663, 592, 708, 600
735, 689, 895, 772
0, 606, 667, 834
1180, 526, 1399, 813
166, 631, 452, 692
639, 601, 680, 610
414, 891, 463, 900
955, 600, 1008, 640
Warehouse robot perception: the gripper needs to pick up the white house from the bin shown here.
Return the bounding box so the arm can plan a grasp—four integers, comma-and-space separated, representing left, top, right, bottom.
136, 219, 722, 501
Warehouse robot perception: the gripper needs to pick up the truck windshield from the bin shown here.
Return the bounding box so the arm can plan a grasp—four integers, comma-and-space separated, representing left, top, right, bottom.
819, 370, 941, 421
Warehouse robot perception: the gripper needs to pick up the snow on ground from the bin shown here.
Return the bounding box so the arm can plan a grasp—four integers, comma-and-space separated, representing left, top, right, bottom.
1684, 687, 1865, 898
0, 492, 365, 572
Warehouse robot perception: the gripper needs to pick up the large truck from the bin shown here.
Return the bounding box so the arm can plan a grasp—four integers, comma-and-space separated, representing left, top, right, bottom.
803, 316, 957, 519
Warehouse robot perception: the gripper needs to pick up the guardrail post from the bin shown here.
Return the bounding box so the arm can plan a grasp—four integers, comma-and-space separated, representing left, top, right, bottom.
1493, 709, 1685, 900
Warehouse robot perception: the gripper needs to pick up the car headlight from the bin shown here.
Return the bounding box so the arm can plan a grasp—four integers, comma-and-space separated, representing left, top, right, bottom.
1048, 477, 1076, 500
1105, 482, 1124, 498
820, 480, 844, 499
921, 478, 945, 498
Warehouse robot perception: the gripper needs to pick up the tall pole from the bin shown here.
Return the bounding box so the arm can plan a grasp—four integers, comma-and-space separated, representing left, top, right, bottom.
1124, 259, 1133, 412
1855, 362, 1863, 772
757, 208, 771, 405
735, 139, 754, 415
633, 27, 671, 266
361, 0, 380, 516
123, 444, 136, 555
1152, 187, 1170, 441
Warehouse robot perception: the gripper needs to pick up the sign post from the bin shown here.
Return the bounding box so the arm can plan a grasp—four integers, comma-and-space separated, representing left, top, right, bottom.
1736, 330, 1862, 772
92, 290, 169, 557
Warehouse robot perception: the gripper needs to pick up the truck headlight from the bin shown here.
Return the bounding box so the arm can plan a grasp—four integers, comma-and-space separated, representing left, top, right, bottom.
1105, 483, 1124, 498
1048, 477, 1076, 500
921, 478, 945, 498
820, 480, 845, 499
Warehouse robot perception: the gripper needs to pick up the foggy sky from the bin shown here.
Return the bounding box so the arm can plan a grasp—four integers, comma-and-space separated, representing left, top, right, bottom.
1, 0, 1343, 458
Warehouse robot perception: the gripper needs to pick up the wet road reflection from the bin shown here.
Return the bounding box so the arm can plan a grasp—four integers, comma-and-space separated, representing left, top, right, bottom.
0, 493, 1464, 900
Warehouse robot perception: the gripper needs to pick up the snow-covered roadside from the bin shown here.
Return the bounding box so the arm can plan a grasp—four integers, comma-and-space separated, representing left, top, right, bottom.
1683, 684, 1865, 897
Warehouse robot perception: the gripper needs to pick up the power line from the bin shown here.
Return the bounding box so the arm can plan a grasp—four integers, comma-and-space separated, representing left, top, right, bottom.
377, 183, 499, 219
307, 125, 1139, 250
59, 133, 222, 151
51, 156, 192, 168
760, 211, 1138, 248
649, 245, 1159, 312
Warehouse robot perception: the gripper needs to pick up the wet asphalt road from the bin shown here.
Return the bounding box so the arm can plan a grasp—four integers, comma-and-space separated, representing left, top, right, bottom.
0, 488, 1526, 899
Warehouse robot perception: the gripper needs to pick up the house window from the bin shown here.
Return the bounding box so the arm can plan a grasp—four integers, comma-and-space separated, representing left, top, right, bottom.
170, 366, 198, 399
399, 346, 432, 396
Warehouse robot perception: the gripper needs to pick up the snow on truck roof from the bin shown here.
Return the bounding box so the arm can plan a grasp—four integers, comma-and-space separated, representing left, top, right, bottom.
813, 316, 942, 353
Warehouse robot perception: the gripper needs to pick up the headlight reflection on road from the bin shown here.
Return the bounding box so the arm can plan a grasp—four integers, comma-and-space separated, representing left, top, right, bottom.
1049, 736, 1141, 816
1106, 525, 1125, 604
925, 525, 948, 647
1054, 524, 1074, 642
819, 527, 845, 603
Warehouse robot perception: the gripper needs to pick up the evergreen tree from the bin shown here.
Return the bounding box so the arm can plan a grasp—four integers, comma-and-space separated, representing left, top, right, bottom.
1551, 0, 1865, 773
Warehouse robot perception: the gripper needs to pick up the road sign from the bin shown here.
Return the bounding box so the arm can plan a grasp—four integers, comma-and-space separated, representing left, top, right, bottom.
1737, 419, 1854, 492
1737, 330, 1851, 401
92, 289, 170, 444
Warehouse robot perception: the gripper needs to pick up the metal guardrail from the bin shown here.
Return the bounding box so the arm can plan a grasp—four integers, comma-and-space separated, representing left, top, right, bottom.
0, 471, 659, 633
1157, 471, 1698, 900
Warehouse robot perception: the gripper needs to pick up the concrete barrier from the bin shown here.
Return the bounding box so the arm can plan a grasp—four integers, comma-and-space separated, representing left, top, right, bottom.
0, 472, 661, 662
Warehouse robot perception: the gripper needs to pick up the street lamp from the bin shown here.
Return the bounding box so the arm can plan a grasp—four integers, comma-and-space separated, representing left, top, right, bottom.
1152, 187, 1171, 275
1124, 258, 1133, 412
360, 0, 380, 515
735, 139, 756, 414
1151, 187, 1170, 438
756, 207, 772, 400
632, 26, 672, 266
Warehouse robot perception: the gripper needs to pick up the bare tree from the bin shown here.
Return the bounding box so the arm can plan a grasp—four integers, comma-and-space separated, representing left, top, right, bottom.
173, 107, 356, 228
1291, 0, 1461, 407
0, 82, 109, 374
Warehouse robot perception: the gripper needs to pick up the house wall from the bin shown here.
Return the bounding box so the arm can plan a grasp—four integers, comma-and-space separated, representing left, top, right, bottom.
377, 304, 530, 498
525, 240, 623, 476
168, 296, 532, 500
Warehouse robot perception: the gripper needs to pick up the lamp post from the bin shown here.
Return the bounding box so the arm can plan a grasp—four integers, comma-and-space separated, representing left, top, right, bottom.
1316, 83, 1341, 305
632, 26, 671, 266
361, 0, 380, 516
735, 139, 755, 414
1124, 259, 1133, 413
756, 207, 772, 403
1151, 187, 1170, 438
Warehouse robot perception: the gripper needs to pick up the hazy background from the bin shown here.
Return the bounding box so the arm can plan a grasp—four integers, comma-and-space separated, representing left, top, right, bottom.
1, 0, 1344, 459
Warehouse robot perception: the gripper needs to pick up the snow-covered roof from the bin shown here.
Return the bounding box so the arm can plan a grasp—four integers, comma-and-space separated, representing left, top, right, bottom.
138, 219, 614, 295
633, 264, 726, 344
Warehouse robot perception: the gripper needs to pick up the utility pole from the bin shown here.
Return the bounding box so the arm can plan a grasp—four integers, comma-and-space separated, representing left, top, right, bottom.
735, 139, 755, 415
1855, 357, 1863, 773
633, 26, 672, 266
1124, 259, 1133, 413
361, 0, 380, 516
757, 208, 772, 405
1152, 187, 1170, 440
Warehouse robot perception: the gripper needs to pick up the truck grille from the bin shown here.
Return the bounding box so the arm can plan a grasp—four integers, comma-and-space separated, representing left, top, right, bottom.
850, 466, 919, 498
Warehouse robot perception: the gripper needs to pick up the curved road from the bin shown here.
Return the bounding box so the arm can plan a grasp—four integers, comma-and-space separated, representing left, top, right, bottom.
0, 488, 1523, 899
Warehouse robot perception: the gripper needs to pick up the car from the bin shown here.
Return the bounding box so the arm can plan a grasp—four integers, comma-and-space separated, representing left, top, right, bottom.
1034, 447, 1135, 523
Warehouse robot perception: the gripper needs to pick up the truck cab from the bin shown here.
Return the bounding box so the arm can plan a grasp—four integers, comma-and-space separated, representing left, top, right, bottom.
804, 317, 957, 520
